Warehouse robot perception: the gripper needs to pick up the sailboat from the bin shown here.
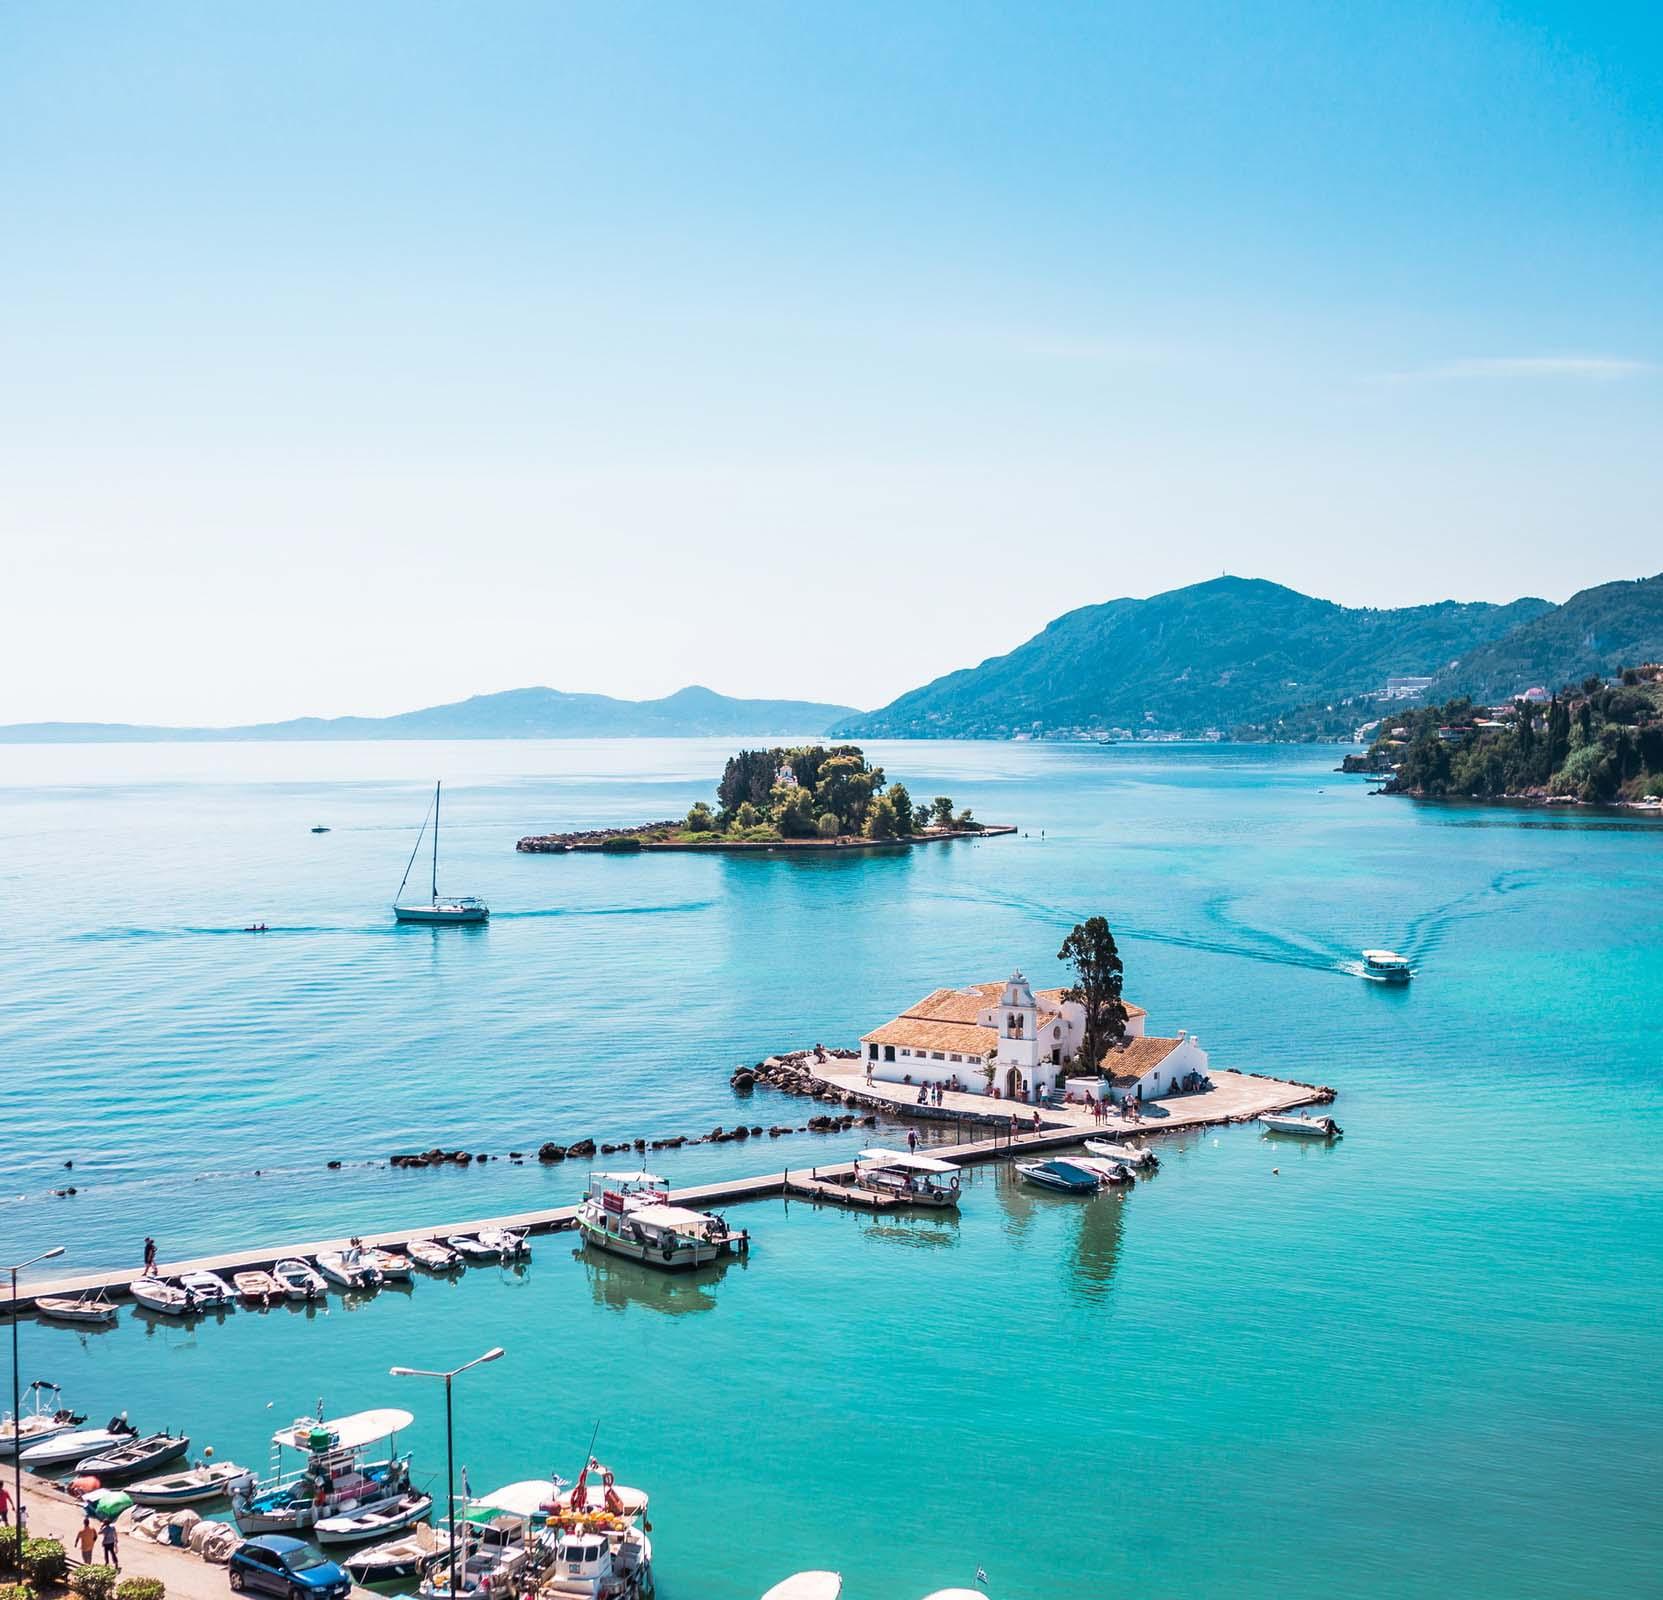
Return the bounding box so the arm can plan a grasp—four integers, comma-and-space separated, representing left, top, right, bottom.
394, 782, 489, 925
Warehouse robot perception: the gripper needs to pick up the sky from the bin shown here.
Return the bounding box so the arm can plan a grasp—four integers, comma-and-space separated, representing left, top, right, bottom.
2, 1, 1660, 724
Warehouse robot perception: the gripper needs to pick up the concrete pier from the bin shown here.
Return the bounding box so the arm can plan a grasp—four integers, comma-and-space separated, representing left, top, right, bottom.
6, 1069, 1325, 1311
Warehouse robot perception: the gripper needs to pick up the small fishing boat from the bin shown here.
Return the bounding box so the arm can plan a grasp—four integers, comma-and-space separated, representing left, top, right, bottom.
33, 1290, 118, 1327
179, 1270, 237, 1310
317, 1247, 382, 1291
232, 1407, 416, 1535
1361, 949, 1412, 984
415, 1480, 558, 1599
762, 1576, 843, 1600
475, 1228, 530, 1260
77, 1429, 191, 1482
0, 1383, 85, 1458
576, 1172, 750, 1270
129, 1458, 253, 1507
405, 1239, 461, 1272
20, 1416, 138, 1470
345, 1520, 454, 1584
1066, 1155, 1134, 1186
1015, 1159, 1104, 1195
311, 826, 331, 834
316, 1490, 434, 1546
272, 1259, 328, 1301
1261, 1111, 1344, 1139
129, 1276, 193, 1316
444, 1234, 501, 1262
393, 782, 489, 925
361, 1248, 412, 1281
1083, 1138, 1159, 1170
233, 1270, 283, 1305
851, 1149, 962, 1209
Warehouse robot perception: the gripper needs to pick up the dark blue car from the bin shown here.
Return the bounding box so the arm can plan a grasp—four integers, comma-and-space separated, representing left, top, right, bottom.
228, 1537, 352, 1600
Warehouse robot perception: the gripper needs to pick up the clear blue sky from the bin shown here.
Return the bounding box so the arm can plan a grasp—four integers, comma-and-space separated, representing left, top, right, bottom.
2, 1, 1659, 723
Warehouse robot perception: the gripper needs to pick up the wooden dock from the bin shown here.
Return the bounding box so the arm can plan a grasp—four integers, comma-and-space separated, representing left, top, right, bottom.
6, 1071, 1327, 1312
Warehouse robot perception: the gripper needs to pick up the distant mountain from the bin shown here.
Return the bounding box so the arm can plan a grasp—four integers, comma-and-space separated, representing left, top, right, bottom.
1432, 573, 1663, 703
835, 577, 1554, 740
0, 684, 862, 743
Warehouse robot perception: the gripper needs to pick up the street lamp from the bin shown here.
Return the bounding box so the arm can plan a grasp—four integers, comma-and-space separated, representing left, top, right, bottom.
389, 1348, 503, 1598
6, 1248, 65, 1548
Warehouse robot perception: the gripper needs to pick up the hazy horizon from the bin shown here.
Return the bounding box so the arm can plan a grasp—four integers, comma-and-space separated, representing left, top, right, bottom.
5, 3, 1659, 725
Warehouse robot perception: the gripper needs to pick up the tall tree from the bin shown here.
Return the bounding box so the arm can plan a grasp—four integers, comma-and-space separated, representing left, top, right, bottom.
1058, 917, 1129, 1072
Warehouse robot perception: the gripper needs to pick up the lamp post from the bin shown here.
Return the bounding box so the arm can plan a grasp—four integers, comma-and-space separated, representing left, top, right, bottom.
6, 1247, 65, 1551
389, 1348, 503, 1598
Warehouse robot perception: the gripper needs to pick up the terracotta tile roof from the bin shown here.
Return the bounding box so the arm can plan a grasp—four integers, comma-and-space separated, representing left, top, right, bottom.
862, 1017, 997, 1056
1100, 1035, 1182, 1084
904, 985, 1002, 1024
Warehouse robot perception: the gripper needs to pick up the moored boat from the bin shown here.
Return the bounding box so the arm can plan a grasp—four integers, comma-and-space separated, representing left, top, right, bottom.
345, 1520, 454, 1585
316, 1490, 434, 1546
1361, 949, 1412, 983
577, 1171, 749, 1270
445, 1235, 501, 1262
33, 1290, 118, 1327
76, 1429, 191, 1482
851, 1149, 962, 1208
476, 1227, 530, 1260
1083, 1138, 1159, 1170
272, 1259, 328, 1301
406, 1239, 461, 1272
231, 1406, 416, 1535
535, 1461, 653, 1599
761, 1577, 842, 1600
1015, 1158, 1104, 1195
1066, 1155, 1134, 1186
20, 1416, 138, 1470
233, 1270, 283, 1305
129, 1458, 253, 1507
179, 1270, 237, 1310
1260, 1111, 1344, 1139
128, 1277, 193, 1316
361, 1248, 413, 1281
317, 1246, 382, 1291
0, 1383, 85, 1459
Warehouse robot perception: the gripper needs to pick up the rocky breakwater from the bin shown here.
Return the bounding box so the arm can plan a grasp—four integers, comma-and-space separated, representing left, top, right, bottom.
517, 821, 677, 853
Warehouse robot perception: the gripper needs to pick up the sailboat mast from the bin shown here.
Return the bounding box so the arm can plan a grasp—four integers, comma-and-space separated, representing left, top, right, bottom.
432, 781, 441, 903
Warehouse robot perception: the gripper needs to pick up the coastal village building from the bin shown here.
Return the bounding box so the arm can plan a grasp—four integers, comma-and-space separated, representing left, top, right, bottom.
859, 971, 1210, 1105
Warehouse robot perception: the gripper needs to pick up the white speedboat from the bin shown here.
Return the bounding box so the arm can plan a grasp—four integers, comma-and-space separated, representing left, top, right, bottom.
231, 1406, 415, 1534
179, 1270, 237, 1310
762, 1577, 842, 1600
33, 1290, 118, 1327
77, 1429, 191, 1482
1083, 1139, 1159, 1170
129, 1276, 193, 1316
0, 1383, 84, 1458
1261, 1111, 1344, 1139
393, 782, 489, 924
406, 1239, 461, 1272
316, 1490, 434, 1546
476, 1228, 530, 1260
852, 1149, 962, 1208
129, 1459, 252, 1507
317, 1247, 382, 1291
272, 1259, 328, 1301
361, 1248, 412, 1281
20, 1416, 138, 1470
445, 1235, 501, 1262
1066, 1155, 1134, 1186
1361, 949, 1411, 983
345, 1520, 454, 1584
576, 1172, 749, 1270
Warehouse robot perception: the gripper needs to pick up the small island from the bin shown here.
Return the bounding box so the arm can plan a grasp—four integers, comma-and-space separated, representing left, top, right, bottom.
517, 743, 1015, 852
1359, 663, 1663, 806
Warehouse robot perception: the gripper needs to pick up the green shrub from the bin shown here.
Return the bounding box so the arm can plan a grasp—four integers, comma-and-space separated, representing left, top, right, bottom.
598, 835, 643, 852
0, 1528, 20, 1575
72, 1567, 118, 1600
0, 1580, 33, 1600
116, 1581, 164, 1600
815, 812, 839, 838
21, 1541, 67, 1590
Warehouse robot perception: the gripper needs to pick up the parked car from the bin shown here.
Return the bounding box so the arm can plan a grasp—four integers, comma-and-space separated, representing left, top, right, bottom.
229, 1537, 352, 1600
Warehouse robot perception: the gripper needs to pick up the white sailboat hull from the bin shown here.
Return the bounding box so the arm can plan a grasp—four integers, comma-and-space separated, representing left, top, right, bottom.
394, 902, 489, 924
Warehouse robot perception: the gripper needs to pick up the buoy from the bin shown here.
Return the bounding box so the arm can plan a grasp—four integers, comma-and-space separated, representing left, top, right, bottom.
72, 1475, 102, 1495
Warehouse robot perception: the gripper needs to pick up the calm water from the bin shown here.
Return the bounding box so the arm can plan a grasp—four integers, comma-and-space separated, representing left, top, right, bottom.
2, 739, 1660, 1600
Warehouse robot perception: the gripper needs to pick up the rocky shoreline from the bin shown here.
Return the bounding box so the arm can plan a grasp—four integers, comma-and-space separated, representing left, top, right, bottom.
515, 824, 1015, 853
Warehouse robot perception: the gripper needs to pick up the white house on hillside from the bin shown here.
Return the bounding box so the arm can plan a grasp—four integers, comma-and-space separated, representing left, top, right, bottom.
860, 970, 1205, 1104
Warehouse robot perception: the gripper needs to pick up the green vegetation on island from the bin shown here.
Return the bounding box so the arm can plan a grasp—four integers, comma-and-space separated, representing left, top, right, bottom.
1368, 665, 1663, 803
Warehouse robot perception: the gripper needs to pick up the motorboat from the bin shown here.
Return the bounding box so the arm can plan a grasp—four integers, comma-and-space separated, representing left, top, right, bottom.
1261, 1111, 1344, 1139
76, 1430, 191, 1482
316, 1490, 434, 1546
32, 1290, 118, 1327
316, 1247, 382, 1291
476, 1228, 530, 1260
576, 1171, 750, 1270
762, 1577, 843, 1600
233, 1271, 284, 1305
0, 1382, 85, 1458
1015, 1159, 1105, 1195
412, 1479, 560, 1597
129, 1276, 193, 1316
20, 1416, 138, 1470
1083, 1138, 1159, 1170
851, 1149, 962, 1209
1065, 1155, 1134, 1186
345, 1520, 454, 1584
179, 1270, 237, 1310
393, 782, 489, 924
1361, 949, 1412, 984
272, 1259, 328, 1301
361, 1248, 412, 1282
405, 1239, 461, 1272
445, 1234, 501, 1262
232, 1406, 416, 1534
529, 1462, 654, 1600
129, 1459, 253, 1507
311, 826, 331, 834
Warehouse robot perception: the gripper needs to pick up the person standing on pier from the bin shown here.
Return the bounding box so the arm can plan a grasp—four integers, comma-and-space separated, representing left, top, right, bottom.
907, 1129, 919, 1154
142, 1237, 156, 1272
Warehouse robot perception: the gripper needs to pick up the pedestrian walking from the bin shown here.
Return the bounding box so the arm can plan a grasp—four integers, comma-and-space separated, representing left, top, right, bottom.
0, 1480, 14, 1530
142, 1237, 156, 1272
100, 1518, 119, 1571
75, 1516, 99, 1565
907, 1128, 918, 1154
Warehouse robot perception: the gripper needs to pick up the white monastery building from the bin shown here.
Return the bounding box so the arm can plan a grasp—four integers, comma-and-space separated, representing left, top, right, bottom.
859, 970, 1210, 1106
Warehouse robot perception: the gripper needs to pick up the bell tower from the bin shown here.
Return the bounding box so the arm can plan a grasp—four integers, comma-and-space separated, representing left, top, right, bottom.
997, 970, 1040, 1070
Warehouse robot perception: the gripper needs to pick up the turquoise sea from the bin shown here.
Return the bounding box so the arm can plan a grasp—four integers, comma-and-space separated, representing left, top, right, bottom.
2, 739, 1660, 1600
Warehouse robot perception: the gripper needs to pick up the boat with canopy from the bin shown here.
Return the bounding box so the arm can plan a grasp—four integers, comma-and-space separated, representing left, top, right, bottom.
851, 1149, 962, 1208
231, 1406, 415, 1534
576, 1172, 749, 1270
